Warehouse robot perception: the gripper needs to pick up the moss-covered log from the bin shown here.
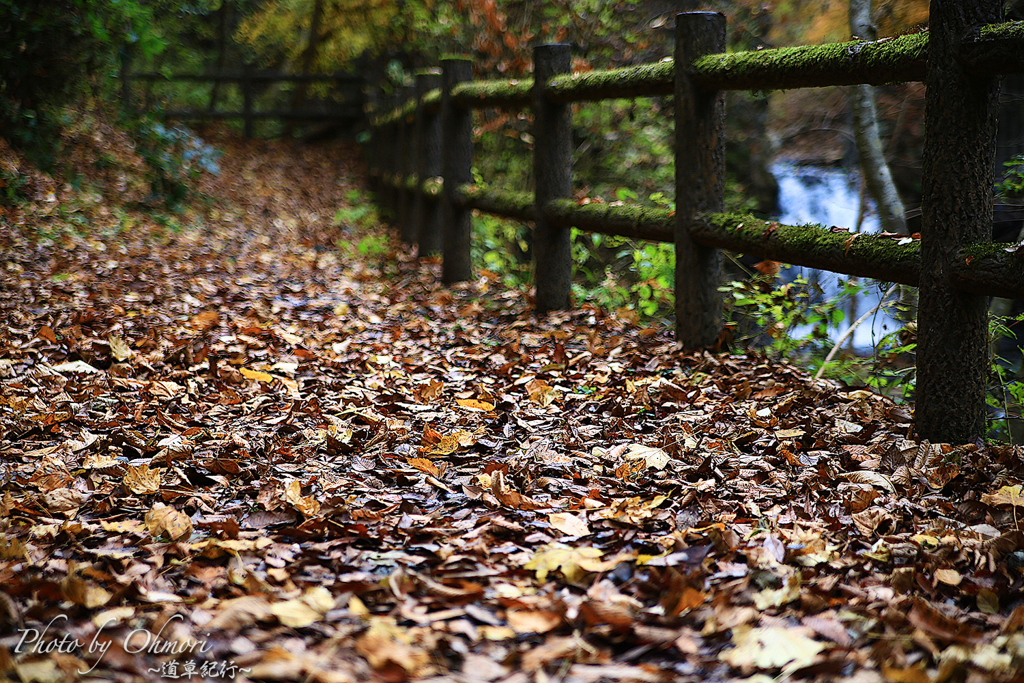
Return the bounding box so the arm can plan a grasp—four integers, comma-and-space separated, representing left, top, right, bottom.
458, 185, 536, 222
451, 80, 532, 109
543, 199, 674, 241
950, 244, 1024, 299
692, 213, 921, 284
962, 20, 1024, 75
690, 32, 928, 91
545, 61, 674, 103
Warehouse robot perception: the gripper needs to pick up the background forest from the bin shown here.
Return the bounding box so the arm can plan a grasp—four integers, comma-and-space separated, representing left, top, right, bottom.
6, 0, 1024, 433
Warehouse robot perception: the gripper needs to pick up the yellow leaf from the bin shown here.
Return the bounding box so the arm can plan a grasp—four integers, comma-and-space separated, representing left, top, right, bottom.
549, 512, 590, 537
722, 625, 825, 673
108, 334, 134, 361
349, 595, 370, 618
753, 573, 801, 610
624, 444, 670, 470
935, 568, 962, 586
62, 575, 112, 608
982, 485, 1024, 508
123, 464, 160, 495
526, 378, 557, 407
524, 543, 615, 583
240, 367, 274, 383
506, 608, 562, 634
144, 503, 193, 542
286, 480, 321, 517
457, 398, 496, 412
270, 599, 323, 628
408, 458, 440, 477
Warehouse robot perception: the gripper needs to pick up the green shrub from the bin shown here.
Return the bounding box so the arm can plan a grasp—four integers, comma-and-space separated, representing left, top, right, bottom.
132, 119, 221, 209
0, 0, 165, 168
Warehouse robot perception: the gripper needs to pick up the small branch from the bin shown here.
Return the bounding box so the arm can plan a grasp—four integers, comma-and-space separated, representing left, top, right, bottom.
813, 283, 898, 381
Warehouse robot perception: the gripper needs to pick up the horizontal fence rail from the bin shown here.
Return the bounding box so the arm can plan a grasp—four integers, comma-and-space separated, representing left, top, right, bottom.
123, 66, 364, 137
364, 2, 1024, 444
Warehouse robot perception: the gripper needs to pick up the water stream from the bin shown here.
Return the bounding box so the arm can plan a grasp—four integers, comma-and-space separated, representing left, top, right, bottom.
769, 160, 902, 351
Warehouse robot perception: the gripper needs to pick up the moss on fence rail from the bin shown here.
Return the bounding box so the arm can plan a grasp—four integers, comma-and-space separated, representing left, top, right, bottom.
459, 185, 536, 221
690, 32, 928, 90
451, 80, 533, 109
544, 199, 673, 241
962, 20, 1024, 75
951, 243, 1024, 299
545, 61, 674, 103
693, 213, 921, 285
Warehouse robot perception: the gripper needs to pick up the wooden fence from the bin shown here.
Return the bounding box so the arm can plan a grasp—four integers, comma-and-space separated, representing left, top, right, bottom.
122, 62, 364, 137
364, 1, 1024, 444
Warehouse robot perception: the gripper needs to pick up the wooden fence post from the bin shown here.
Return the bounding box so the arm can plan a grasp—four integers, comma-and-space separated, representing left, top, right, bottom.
916, 0, 1002, 442
441, 58, 474, 283
398, 83, 417, 242
414, 70, 443, 255
533, 44, 573, 314
120, 49, 133, 114
383, 91, 400, 222
674, 12, 726, 349
242, 64, 254, 138
366, 88, 381, 194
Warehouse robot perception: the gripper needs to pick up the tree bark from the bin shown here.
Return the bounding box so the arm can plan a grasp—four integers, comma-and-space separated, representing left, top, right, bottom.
674, 12, 726, 349
848, 0, 906, 235
916, 0, 1002, 443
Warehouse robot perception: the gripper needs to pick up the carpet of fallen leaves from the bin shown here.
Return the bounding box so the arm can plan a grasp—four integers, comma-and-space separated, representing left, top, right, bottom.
4, 125, 1024, 683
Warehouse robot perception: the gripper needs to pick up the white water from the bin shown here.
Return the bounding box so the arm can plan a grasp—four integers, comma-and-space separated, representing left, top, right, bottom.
770, 160, 901, 351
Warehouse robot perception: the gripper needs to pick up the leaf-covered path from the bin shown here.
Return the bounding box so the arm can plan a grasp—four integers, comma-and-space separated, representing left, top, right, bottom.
2, 135, 1024, 682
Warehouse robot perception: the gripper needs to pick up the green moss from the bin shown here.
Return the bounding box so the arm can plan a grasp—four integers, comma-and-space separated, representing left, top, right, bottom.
546, 61, 674, 102
421, 89, 442, 111
544, 199, 673, 241
974, 20, 1024, 42
459, 185, 535, 220
698, 213, 921, 284
961, 242, 1009, 259
963, 21, 1024, 74
451, 80, 532, 109
691, 32, 928, 90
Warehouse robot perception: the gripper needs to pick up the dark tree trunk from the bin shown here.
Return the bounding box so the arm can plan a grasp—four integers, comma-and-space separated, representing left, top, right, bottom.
674, 12, 726, 349
916, 0, 1002, 442
532, 44, 573, 314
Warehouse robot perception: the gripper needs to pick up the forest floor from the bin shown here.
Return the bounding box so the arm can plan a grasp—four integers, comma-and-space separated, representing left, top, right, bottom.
1, 125, 1024, 683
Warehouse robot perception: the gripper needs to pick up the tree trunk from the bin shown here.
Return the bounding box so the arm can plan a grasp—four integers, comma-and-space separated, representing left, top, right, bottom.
284, 0, 323, 137
848, 0, 906, 235
207, 0, 232, 112
915, 0, 1002, 443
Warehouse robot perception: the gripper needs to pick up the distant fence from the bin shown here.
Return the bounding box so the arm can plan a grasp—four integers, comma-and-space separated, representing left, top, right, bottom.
122, 60, 364, 137
364, 1, 1024, 444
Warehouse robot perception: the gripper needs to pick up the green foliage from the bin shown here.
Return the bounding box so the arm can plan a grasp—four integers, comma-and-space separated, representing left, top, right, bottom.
722, 273, 917, 399
569, 229, 675, 319
997, 153, 1024, 199
131, 118, 221, 209
0, 0, 166, 168
333, 188, 394, 263
333, 189, 379, 229
471, 213, 531, 289
0, 166, 27, 204
574, 99, 674, 201
988, 313, 1024, 443
722, 272, 829, 354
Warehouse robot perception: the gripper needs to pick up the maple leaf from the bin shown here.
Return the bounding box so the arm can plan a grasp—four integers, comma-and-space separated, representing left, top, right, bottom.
982, 485, 1024, 508
722, 625, 825, 674
525, 378, 557, 407
524, 543, 615, 583
144, 503, 193, 541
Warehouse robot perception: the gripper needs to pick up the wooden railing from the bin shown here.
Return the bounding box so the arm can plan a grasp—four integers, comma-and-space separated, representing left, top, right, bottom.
364, 1, 1024, 444
122, 63, 364, 137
